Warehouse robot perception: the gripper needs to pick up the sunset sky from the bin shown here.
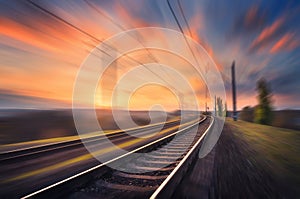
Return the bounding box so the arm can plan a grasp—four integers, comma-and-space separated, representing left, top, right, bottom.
0, 0, 299, 110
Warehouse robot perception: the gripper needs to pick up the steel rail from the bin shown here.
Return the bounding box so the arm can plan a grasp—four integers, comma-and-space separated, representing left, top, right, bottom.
21, 116, 207, 199
0, 117, 182, 161
150, 116, 214, 199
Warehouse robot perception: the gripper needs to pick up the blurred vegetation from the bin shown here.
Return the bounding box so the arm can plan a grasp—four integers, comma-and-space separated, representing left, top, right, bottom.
216, 97, 223, 116
272, 110, 300, 130
238, 78, 300, 130
254, 78, 273, 125
239, 109, 300, 130
239, 106, 255, 122
216, 97, 226, 117
227, 119, 300, 196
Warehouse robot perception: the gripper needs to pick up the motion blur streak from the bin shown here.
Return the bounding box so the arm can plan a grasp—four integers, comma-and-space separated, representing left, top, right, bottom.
4, 119, 196, 182
1, 1, 300, 110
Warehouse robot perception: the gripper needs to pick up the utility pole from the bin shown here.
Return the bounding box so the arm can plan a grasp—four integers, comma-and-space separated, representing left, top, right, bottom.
214, 95, 216, 116
231, 61, 237, 121
205, 86, 207, 114
205, 63, 208, 114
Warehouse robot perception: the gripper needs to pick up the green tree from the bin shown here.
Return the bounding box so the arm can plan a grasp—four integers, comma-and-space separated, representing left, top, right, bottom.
217, 97, 223, 117
254, 78, 273, 125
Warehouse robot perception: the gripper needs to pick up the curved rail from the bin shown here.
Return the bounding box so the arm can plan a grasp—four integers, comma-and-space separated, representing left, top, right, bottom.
150, 116, 214, 199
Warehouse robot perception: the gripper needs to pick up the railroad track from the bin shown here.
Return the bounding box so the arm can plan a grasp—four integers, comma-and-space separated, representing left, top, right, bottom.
0, 117, 182, 162
21, 116, 213, 199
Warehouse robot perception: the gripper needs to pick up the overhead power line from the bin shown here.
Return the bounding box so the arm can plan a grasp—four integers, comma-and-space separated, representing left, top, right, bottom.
27, 0, 177, 92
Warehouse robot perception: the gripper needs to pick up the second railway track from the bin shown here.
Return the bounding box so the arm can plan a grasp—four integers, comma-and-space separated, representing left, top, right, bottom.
22, 116, 213, 199
0, 118, 182, 162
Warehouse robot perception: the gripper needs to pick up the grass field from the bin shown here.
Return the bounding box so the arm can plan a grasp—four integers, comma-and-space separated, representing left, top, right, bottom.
227, 119, 300, 195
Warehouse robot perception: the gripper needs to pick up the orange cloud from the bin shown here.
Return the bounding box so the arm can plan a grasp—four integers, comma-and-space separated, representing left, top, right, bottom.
0, 2, 221, 110
0, 61, 76, 102
256, 18, 283, 43
0, 15, 97, 63
270, 32, 299, 53
114, 3, 150, 28
249, 16, 284, 53
187, 13, 203, 35
0, 17, 62, 53
0, 14, 92, 104
0, 5, 125, 107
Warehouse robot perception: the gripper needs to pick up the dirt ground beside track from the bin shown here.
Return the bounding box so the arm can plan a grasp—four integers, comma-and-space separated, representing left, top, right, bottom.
174, 122, 294, 199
